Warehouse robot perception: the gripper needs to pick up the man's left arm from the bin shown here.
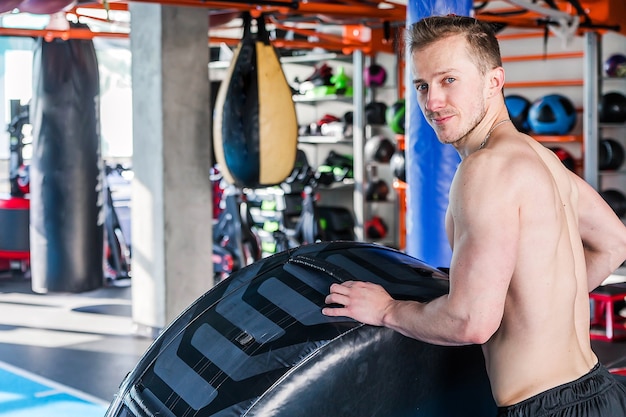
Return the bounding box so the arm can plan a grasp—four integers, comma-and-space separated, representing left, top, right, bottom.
323, 158, 517, 345
573, 173, 626, 290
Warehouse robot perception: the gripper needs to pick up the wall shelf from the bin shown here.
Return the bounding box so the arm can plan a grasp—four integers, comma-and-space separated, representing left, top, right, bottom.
292, 94, 353, 103
533, 135, 583, 143
298, 136, 352, 145
505, 79, 583, 88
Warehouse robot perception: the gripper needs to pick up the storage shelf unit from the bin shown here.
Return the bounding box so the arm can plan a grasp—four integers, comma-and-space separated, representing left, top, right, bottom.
289, 51, 400, 247
586, 32, 626, 225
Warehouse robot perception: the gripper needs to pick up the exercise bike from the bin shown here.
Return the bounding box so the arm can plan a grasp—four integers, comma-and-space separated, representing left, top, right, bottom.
249, 149, 356, 256
103, 163, 132, 284
211, 168, 263, 284
257, 150, 323, 254
211, 150, 356, 284
0, 101, 31, 278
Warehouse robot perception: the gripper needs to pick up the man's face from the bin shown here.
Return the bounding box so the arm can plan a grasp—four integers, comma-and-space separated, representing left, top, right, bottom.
411, 34, 488, 147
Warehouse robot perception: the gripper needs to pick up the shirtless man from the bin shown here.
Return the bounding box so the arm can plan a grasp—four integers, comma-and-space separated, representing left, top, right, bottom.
323, 15, 626, 416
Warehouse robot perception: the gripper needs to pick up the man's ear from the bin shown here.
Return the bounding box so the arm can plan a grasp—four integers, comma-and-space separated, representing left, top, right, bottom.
488, 66, 505, 96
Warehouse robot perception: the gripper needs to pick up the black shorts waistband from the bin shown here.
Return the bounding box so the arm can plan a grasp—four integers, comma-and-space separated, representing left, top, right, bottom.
497, 362, 619, 417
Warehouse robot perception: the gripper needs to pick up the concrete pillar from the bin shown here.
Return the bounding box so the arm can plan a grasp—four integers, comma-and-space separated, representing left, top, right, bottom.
129, 4, 212, 335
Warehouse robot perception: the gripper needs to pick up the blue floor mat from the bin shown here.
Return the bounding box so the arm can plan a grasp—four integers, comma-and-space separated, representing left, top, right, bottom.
0, 361, 109, 417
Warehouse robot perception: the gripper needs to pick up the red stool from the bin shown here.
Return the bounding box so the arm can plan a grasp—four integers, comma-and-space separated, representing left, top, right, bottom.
589, 283, 626, 342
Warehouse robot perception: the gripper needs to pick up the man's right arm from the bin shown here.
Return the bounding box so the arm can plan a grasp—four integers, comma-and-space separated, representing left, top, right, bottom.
574, 173, 626, 290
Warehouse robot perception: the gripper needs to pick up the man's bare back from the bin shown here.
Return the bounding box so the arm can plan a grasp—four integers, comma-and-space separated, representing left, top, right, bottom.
450, 130, 597, 405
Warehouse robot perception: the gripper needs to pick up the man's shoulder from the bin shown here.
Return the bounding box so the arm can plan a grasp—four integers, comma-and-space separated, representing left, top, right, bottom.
454, 144, 550, 198
459, 145, 537, 180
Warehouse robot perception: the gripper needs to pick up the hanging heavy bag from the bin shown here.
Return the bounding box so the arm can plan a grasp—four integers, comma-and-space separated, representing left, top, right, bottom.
213, 12, 298, 188
29, 24, 103, 293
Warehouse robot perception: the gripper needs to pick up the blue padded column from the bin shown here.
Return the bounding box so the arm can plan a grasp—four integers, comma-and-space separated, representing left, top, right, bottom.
405, 0, 471, 267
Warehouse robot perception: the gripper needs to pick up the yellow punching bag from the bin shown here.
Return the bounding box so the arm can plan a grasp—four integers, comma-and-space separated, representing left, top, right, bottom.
213, 12, 298, 188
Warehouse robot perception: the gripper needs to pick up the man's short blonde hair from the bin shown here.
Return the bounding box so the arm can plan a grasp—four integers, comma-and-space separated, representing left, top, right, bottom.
407, 15, 503, 75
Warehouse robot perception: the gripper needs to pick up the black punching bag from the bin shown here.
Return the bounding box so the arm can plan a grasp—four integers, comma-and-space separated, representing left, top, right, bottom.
213, 12, 298, 188
29, 28, 103, 293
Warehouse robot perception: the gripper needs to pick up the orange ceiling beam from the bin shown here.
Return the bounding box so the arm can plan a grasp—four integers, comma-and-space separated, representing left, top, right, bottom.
102, 0, 405, 22
475, 0, 625, 36
505, 79, 583, 88
5, 1, 623, 50
209, 35, 366, 54
72, 1, 128, 11
502, 51, 584, 62
0, 26, 127, 40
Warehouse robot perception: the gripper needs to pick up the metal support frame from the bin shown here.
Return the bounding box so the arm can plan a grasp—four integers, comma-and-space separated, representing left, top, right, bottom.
352, 49, 365, 241
583, 31, 600, 190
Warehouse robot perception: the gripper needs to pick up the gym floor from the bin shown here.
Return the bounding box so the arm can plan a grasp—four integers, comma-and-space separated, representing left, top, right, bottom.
0, 274, 152, 415
0, 270, 625, 415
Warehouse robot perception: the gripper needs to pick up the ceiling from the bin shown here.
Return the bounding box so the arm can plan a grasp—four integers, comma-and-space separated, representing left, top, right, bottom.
0, 0, 623, 54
